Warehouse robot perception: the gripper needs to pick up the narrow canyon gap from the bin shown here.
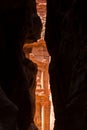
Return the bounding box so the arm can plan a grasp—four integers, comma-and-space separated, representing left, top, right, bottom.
24, 0, 55, 130
0, 0, 87, 130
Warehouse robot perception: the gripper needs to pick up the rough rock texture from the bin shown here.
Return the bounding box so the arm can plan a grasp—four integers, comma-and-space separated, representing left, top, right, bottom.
45, 0, 87, 130
0, 0, 42, 130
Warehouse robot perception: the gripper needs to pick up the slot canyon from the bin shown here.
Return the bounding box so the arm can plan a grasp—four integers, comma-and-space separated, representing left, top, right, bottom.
23, 0, 55, 129
0, 0, 87, 130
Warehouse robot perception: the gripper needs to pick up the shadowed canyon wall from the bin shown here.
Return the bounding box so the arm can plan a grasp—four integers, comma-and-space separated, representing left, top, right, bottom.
45, 0, 87, 130
0, 0, 42, 130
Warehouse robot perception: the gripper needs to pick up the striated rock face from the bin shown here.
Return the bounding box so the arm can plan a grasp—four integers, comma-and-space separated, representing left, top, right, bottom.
45, 0, 87, 130
0, 0, 42, 130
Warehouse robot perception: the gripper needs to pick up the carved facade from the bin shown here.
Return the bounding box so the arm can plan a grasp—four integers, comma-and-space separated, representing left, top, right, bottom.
23, 39, 54, 130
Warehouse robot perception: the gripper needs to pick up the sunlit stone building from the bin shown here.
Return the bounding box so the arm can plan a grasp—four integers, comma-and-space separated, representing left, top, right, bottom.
29, 40, 51, 130
24, 39, 54, 130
